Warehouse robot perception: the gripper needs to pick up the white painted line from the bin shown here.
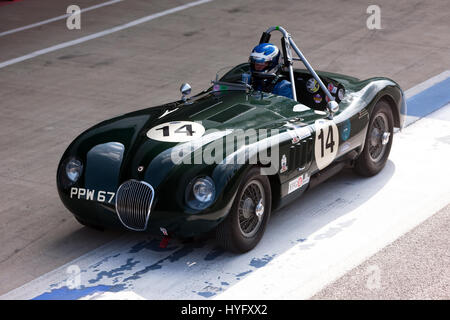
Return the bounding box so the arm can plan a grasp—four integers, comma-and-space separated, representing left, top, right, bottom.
0, 0, 215, 70
80, 290, 146, 300
404, 70, 450, 99
0, 0, 124, 38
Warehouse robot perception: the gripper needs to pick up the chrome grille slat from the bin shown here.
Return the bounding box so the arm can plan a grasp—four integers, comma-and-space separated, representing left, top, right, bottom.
115, 180, 154, 231
135, 185, 145, 224
139, 186, 147, 225
135, 184, 143, 226
131, 184, 136, 226
139, 185, 147, 225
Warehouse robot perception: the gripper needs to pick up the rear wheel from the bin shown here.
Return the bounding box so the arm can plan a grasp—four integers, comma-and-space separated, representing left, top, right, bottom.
354, 99, 394, 177
216, 167, 272, 253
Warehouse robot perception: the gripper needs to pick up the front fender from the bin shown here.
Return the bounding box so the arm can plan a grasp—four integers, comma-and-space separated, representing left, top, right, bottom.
349, 77, 405, 129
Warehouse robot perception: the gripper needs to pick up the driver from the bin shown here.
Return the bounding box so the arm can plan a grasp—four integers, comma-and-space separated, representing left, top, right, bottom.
246, 43, 293, 99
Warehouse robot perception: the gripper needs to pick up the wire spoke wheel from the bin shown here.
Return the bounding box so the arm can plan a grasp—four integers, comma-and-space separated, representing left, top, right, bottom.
354, 99, 394, 177
368, 112, 389, 162
216, 167, 272, 253
238, 180, 265, 238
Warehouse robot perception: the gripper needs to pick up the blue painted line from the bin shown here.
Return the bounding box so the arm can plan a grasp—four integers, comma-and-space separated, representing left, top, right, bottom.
406, 77, 450, 117
249, 254, 275, 268
88, 258, 139, 284
32, 284, 125, 300
197, 291, 216, 298
236, 270, 253, 278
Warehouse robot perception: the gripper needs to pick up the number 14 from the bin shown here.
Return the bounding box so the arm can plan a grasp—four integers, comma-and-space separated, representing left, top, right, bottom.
317, 125, 335, 158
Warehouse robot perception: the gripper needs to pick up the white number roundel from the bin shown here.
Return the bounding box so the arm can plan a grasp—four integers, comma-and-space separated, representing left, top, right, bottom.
146, 121, 205, 142
314, 119, 339, 170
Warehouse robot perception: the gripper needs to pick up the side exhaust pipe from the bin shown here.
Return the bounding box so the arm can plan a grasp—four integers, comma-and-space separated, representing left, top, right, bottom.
309, 161, 346, 189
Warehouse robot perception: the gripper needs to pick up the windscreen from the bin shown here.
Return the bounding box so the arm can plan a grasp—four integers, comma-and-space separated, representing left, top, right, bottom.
212, 63, 251, 91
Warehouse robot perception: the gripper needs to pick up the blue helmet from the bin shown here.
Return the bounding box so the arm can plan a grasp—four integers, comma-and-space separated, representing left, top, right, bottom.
249, 43, 280, 74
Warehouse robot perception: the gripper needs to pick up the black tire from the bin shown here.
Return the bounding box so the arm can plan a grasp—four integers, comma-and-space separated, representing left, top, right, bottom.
216, 167, 272, 253
354, 99, 394, 177
75, 216, 105, 231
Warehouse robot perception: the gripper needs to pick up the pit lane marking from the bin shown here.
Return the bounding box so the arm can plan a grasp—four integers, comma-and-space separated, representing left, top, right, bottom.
0, 0, 124, 38
0, 0, 215, 69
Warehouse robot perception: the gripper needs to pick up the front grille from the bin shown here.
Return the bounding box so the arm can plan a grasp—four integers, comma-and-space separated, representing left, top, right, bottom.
115, 180, 154, 231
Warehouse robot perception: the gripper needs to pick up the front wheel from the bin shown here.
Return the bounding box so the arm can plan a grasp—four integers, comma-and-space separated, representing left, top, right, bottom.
354, 99, 394, 177
216, 167, 272, 253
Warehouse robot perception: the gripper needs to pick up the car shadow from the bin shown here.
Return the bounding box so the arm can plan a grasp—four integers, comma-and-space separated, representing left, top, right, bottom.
27, 160, 395, 300
263, 160, 396, 248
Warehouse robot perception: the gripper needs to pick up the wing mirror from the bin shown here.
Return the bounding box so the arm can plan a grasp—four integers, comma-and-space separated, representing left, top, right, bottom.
180, 83, 192, 102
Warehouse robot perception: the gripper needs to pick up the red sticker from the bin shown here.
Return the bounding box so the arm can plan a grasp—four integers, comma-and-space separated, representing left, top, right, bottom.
159, 236, 170, 248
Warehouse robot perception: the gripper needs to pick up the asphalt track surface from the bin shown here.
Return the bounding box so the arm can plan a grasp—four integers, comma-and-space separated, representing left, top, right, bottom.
0, 0, 449, 299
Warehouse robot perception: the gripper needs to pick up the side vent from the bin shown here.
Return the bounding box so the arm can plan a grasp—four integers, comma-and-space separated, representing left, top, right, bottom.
292, 137, 313, 170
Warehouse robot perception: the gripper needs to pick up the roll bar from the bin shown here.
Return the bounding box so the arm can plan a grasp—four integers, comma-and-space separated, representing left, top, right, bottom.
261, 26, 338, 114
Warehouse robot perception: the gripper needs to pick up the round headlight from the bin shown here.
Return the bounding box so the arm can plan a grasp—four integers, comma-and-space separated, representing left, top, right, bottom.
65, 158, 83, 182
193, 177, 215, 202
186, 176, 215, 210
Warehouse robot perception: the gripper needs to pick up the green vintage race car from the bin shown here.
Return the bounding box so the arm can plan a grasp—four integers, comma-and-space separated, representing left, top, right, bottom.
57, 26, 406, 252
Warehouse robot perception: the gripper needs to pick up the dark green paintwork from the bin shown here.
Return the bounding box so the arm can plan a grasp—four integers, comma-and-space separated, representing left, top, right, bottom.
57, 64, 405, 237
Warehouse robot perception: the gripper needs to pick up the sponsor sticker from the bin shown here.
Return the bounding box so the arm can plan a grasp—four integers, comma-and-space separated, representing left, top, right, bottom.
327, 83, 337, 94
313, 94, 322, 104
288, 173, 310, 194
338, 88, 345, 100
359, 109, 369, 119
280, 154, 288, 173
306, 78, 320, 93
340, 119, 351, 141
